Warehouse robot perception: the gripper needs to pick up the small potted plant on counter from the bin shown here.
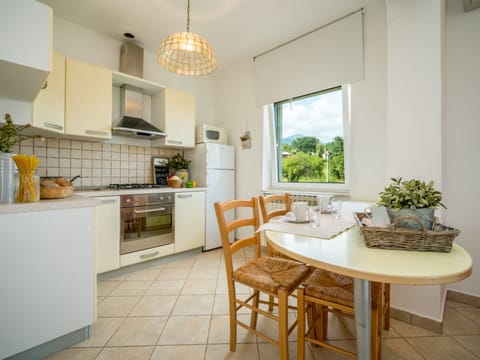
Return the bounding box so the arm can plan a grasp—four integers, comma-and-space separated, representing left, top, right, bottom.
377, 177, 446, 230
167, 153, 191, 186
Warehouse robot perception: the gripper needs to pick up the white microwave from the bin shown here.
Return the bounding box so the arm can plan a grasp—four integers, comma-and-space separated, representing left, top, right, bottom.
195, 124, 228, 144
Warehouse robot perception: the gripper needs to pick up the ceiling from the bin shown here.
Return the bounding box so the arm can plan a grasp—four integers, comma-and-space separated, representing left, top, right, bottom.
39, 0, 367, 71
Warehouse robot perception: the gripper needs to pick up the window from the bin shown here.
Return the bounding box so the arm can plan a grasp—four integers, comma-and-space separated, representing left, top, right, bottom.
271, 86, 349, 191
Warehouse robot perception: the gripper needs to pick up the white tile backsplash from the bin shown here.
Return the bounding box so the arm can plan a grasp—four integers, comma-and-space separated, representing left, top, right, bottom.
19, 137, 178, 187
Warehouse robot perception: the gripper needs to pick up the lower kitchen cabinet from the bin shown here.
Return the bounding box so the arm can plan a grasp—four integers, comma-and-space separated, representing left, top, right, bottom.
0, 206, 95, 359
94, 196, 120, 274
174, 191, 205, 253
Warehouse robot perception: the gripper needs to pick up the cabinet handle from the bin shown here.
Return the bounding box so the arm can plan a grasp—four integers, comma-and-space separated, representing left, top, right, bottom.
140, 251, 159, 259
134, 207, 166, 214
85, 129, 110, 136
44, 122, 63, 131
99, 199, 118, 205
167, 139, 183, 145
177, 194, 193, 199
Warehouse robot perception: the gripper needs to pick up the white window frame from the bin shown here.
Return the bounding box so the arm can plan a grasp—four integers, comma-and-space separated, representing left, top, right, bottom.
267, 85, 351, 194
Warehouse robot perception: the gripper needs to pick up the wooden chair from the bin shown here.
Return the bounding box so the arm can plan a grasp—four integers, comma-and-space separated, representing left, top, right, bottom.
214, 198, 311, 360
297, 268, 384, 359
258, 193, 292, 259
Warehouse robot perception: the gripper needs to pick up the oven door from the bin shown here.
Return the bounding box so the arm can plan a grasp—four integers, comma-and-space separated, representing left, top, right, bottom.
120, 203, 174, 255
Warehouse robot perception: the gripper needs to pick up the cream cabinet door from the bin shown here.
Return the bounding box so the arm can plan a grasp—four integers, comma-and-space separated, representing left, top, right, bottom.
65, 58, 112, 139
174, 192, 205, 253
152, 88, 195, 148
94, 196, 120, 274
32, 50, 65, 134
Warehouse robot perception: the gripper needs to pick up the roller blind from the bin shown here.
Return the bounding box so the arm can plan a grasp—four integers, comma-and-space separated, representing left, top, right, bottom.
254, 10, 364, 107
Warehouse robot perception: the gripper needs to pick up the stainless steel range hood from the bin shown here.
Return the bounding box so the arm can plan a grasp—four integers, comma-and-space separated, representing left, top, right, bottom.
112, 84, 166, 138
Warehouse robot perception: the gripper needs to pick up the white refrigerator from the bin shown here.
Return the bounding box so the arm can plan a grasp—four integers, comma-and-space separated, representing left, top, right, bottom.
186, 143, 235, 250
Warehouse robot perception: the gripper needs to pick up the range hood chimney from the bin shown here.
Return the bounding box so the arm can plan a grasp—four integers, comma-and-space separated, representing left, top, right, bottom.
112, 43, 166, 139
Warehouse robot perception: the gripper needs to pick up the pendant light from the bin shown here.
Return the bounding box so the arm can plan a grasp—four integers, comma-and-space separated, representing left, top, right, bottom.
158, 0, 217, 76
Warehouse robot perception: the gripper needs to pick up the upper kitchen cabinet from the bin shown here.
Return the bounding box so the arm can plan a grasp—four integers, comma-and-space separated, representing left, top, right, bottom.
32, 51, 65, 134
0, 0, 51, 102
65, 58, 112, 139
151, 88, 196, 148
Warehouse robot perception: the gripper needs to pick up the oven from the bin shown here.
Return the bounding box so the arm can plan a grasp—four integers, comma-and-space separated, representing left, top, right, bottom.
120, 193, 174, 255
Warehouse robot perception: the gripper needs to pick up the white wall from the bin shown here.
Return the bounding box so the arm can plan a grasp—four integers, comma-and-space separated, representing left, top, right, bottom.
444, 0, 480, 297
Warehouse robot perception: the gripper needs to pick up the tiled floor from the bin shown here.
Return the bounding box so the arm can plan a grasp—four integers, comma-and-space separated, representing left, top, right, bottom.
47, 248, 480, 360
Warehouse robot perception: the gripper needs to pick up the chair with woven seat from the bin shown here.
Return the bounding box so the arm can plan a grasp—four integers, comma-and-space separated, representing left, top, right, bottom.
297, 268, 384, 360
214, 197, 312, 360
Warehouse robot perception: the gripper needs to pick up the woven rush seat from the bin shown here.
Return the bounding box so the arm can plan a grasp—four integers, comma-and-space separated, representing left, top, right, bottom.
304, 268, 381, 307
234, 256, 311, 294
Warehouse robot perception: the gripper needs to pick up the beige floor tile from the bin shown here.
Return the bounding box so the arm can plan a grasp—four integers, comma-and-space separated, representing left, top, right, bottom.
453, 335, 480, 356
109, 280, 153, 296
151, 344, 206, 359
215, 279, 251, 295
254, 313, 298, 343
107, 316, 168, 346
146, 279, 186, 295
126, 267, 163, 280
97, 296, 105, 305
406, 336, 479, 360
182, 278, 217, 295
309, 344, 354, 360
158, 315, 211, 345
442, 307, 480, 335
72, 317, 124, 347
96, 346, 154, 360
97, 280, 121, 296
130, 295, 178, 316
194, 257, 221, 269
258, 341, 315, 360
390, 318, 439, 337
456, 307, 480, 324
172, 294, 214, 315
158, 267, 191, 280
205, 343, 259, 360
212, 294, 250, 315
382, 338, 424, 359
97, 296, 140, 317
45, 347, 101, 360
208, 314, 257, 344
164, 256, 196, 268
188, 266, 220, 280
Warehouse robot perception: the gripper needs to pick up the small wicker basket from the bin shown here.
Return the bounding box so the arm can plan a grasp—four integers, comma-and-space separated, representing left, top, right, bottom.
40, 186, 74, 199
353, 212, 460, 253
167, 178, 183, 188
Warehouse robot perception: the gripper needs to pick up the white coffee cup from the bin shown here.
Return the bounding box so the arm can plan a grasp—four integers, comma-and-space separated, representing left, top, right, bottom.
292, 201, 309, 222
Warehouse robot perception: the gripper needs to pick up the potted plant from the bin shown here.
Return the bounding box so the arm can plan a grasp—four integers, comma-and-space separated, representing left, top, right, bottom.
0, 113, 38, 203
377, 177, 446, 230
167, 153, 191, 185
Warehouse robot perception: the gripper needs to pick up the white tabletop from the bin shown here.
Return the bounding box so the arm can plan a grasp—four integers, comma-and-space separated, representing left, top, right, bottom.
266, 227, 472, 285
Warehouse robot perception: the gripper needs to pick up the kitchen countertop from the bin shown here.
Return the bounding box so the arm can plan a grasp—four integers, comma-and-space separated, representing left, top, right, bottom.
0, 194, 98, 214
0, 187, 207, 215
74, 186, 206, 197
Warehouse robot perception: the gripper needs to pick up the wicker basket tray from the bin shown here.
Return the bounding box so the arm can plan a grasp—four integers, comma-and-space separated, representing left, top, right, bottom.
40, 186, 74, 199
167, 178, 183, 188
353, 212, 460, 253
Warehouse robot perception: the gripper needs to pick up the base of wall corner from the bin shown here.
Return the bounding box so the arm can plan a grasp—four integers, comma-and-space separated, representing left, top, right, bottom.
389, 307, 443, 333
447, 289, 480, 307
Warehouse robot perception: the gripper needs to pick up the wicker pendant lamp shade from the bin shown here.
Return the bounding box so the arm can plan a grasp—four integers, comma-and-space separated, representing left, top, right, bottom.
158, 0, 217, 76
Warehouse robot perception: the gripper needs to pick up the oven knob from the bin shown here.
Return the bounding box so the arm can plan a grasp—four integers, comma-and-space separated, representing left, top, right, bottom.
126, 198, 131, 203
159, 196, 164, 201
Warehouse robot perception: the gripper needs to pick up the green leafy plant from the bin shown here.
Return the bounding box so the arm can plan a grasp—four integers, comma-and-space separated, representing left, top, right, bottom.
0, 113, 37, 153
377, 177, 446, 209
168, 153, 191, 170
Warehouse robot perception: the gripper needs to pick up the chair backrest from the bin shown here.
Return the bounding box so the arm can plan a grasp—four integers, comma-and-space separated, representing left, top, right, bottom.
214, 198, 262, 274
258, 193, 291, 223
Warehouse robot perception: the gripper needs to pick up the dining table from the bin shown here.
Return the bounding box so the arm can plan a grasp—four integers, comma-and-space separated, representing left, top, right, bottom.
263, 217, 473, 360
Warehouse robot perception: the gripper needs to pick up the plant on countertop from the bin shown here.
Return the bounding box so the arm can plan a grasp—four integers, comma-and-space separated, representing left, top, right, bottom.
377, 177, 446, 209
0, 113, 38, 153
167, 152, 191, 170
